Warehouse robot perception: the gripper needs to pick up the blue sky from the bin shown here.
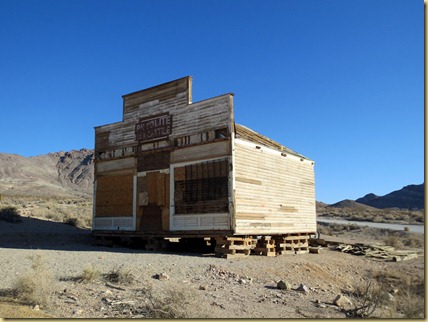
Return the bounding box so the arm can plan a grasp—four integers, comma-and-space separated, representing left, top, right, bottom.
0, 0, 423, 203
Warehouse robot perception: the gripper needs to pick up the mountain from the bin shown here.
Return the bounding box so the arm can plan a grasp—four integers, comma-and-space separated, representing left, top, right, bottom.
327, 199, 377, 211
355, 184, 424, 210
1, 149, 424, 211
0, 149, 94, 198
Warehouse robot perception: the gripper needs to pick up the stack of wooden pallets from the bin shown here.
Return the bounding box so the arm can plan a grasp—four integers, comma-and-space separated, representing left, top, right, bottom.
274, 233, 310, 255
214, 236, 254, 258
252, 236, 276, 256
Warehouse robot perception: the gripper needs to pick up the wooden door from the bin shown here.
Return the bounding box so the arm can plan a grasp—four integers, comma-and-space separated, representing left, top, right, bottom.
139, 171, 169, 232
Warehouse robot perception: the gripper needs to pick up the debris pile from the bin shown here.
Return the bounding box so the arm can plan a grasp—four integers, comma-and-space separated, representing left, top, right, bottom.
335, 243, 419, 261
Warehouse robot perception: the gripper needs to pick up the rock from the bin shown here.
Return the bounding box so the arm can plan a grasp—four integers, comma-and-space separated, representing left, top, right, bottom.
387, 293, 395, 302
277, 280, 291, 290
67, 295, 78, 301
102, 297, 112, 305
199, 285, 207, 290
104, 289, 113, 296
72, 309, 83, 315
295, 284, 309, 294
33, 305, 40, 311
238, 278, 246, 284
333, 295, 352, 308
154, 273, 169, 281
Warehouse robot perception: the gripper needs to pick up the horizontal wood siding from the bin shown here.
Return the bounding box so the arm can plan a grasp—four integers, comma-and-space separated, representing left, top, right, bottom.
96, 158, 135, 174
171, 140, 230, 164
95, 77, 233, 156
233, 139, 316, 235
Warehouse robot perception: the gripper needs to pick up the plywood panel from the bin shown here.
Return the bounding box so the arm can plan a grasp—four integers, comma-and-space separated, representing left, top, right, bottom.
95, 174, 133, 217
140, 205, 162, 231
162, 207, 170, 231
137, 150, 170, 172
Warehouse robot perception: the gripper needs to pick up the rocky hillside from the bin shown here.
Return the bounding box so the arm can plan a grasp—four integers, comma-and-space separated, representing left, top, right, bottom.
355, 184, 424, 210
326, 199, 377, 211
0, 149, 94, 198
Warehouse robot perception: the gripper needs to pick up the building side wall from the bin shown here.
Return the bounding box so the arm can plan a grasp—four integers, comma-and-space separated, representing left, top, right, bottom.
233, 139, 316, 235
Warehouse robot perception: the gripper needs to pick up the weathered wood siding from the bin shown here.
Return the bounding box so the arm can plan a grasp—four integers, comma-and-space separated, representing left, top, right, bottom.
95, 77, 234, 156
233, 139, 316, 235
93, 76, 316, 236
94, 76, 234, 233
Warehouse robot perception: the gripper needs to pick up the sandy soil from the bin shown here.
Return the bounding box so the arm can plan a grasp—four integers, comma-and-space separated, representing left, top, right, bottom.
0, 215, 424, 318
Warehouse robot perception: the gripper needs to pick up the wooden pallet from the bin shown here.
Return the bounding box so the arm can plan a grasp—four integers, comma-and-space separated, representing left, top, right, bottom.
215, 237, 254, 258
252, 236, 276, 256
274, 233, 311, 255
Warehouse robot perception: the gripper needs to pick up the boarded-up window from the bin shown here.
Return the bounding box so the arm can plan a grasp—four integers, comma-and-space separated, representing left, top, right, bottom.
137, 150, 170, 172
174, 159, 229, 214
96, 174, 133, 217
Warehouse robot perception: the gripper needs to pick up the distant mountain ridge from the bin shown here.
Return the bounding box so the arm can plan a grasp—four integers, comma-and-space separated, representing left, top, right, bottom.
327, 199, 378, 211
355, 184, 424, 210
0, 149, 424, 210
0, 149, 94, 198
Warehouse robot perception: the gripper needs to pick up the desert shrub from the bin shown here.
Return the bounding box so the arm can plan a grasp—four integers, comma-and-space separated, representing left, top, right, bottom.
395, 285, 425, 318
13, 254, 56, 307
45, 212, 62, 221
81, 264, 101, 283
382, 230, 423, 249
383, 236, 403, 249
402, 235, 424, 248
345, 280, 390, 318
317, 223, 332, 236
103, 264, 135, 285
346, 223, 360, 231
372, 269, 425, 318
0, 207, 22, 223
372, 215, 384, 223
318, 222, 361, 236
136, 284, 205, 318
6, 196, 93, 228
63, 217, 80, 227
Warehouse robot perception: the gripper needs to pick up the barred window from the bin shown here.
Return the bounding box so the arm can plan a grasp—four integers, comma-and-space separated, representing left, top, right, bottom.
174, 159, 229, 214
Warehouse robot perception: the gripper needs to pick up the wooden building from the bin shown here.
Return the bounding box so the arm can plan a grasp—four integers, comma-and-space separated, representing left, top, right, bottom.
93, 76, 316, 257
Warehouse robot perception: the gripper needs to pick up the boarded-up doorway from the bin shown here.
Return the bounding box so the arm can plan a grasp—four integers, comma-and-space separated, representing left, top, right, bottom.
138, 171, 169, 232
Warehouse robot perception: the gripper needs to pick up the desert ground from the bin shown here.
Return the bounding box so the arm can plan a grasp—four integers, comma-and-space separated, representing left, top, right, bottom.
0, 197, 424, 319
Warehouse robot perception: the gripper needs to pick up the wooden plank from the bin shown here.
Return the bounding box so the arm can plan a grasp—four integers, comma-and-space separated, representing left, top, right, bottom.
161, 207, 169, 231
174, 166, 185, 181
171, 140, 231, 164
235, 177, 262, 185
96, 158, 135, 174
146, 172, 159, 204
122, 76, 191, 109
